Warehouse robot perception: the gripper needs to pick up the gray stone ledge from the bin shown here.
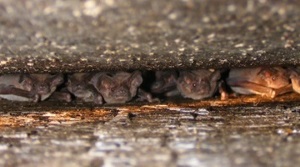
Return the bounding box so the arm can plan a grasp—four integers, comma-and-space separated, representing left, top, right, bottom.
0, 0, 299, 73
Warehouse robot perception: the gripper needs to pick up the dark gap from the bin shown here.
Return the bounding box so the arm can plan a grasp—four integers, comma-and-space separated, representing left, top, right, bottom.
0, 66, 298, 105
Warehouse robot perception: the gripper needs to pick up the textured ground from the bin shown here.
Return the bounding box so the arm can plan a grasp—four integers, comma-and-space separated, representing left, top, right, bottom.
0, 94, 300, 167
1, 104, 300, 167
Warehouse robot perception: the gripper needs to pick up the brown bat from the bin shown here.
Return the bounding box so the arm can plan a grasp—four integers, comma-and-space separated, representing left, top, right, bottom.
67, 73, 103, 104
0, 73, 67, 102
90, 71, 155, 104
226, 67, 293, 98
286, 66, 300, 95
177, 69, 221, 100
150, 71, 179, 97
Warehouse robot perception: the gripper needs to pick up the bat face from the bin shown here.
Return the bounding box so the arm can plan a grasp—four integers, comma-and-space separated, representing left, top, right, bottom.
0, 74, 63, 102
67, 73, 93, 98
228, 67, 290, 89
256, 67, 290, 89
17, 74, 65, 101
151, 71, 177, 94
177, 70, 220, 100
226, 67, 294, 98
23, 74, 64, 96
227, 67, 291, 95
30, 78, 51, 95
96, 71, 143, 104
66, 73, 103, 104
178, 73, 211, 96
100, 79, 131, 103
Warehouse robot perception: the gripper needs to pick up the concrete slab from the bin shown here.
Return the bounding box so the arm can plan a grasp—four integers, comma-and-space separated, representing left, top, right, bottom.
1, 101, 300, 167
0, 0, 299, 73
0, 93, 299, 166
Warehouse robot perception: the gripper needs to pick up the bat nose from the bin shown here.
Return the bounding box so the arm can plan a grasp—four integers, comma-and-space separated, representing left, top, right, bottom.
151, 82, 163, 92
116, 89, 128, 96
75, 84, 83, 90
196, 82, 210, 94
114, 88, 129, 99
38, 84, 50, 94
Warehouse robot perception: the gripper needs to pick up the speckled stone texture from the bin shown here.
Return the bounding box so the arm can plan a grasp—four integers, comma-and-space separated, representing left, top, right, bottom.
0, 0, 299, 73
1, 105, 300, 167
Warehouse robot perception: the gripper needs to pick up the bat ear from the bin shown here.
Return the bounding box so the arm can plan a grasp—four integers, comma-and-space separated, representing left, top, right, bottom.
179, 72, 192, 84
184, 76, 192, 84
19, 74, 31, 83
211, 71, 221, 81
99, 75, 114, 89
19, 74, 33, 91
51, 74, 64, 86
129, 71, 143, 87
179, 71, 192, 84
85, 72, 96, 81
167, 73, 177, 83
67, 74, 74, 83
155, 71, 163, 78
258, 68, 276, 78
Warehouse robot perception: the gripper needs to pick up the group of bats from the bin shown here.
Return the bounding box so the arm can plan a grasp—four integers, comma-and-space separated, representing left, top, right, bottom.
0, 66, 300, 104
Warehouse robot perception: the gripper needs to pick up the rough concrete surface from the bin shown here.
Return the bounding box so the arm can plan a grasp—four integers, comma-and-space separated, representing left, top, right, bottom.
0, 0, 299, 73
1, 101, 300, 167
0, 93, 300, 167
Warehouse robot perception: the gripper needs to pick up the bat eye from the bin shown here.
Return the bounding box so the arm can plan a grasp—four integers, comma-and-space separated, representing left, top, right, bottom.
272, 76, 276, 81
193, 83, 197, 87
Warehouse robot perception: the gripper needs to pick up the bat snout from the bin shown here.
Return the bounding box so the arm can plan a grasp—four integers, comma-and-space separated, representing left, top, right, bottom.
113, 88, 130, 100
37, 84, 50, 94
73, 84, 84, 92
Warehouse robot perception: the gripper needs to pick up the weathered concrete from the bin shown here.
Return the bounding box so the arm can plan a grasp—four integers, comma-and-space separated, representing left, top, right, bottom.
0, 94, 299, 166
0, 0, 299, 73
1, 101, 300, 167
1, 92, 300, 126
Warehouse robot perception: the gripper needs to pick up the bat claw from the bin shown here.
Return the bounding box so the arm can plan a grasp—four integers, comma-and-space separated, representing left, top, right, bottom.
32, 94, 40, 103
64, 94, 72, 102
93, 95, 103, 105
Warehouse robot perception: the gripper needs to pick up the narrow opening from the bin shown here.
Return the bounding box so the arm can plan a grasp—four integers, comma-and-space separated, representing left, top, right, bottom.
0, 66, 299, 107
